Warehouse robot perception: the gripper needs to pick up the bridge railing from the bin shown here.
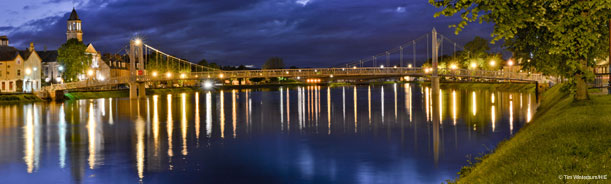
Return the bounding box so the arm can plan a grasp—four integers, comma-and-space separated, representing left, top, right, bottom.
44, 67, 548, 92
41, 77, 130, 92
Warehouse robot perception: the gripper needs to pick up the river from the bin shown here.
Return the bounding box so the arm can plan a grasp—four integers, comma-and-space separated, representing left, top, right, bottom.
0, 83, 535, 183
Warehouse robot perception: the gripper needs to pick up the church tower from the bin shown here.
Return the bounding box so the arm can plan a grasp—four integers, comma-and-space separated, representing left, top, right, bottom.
66, 8, 82, 42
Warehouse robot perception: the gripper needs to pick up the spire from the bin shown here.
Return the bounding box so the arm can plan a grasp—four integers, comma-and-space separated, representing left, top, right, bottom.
68, 8, 80, 20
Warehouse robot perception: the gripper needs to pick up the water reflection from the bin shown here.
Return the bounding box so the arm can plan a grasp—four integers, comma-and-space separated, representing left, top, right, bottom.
153, 95, 160, 156
353, 86, 357, 133
0, 84, 538, 184
23, 104, 38, 173
206, 92, 212, 138
59, 104, 67, 168
167, 94, 174, 159
181, 93, 188, 155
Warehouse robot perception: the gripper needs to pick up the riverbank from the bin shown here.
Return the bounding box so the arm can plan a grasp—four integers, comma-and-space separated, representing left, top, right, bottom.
452, 84, 611, 183
64, 90, 129, 100
422, 81, 536, 92
0, 94, 43, 103
64, 87, 202, 100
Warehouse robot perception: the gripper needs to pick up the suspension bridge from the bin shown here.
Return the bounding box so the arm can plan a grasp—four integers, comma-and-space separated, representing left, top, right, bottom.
39, 28, 548, 100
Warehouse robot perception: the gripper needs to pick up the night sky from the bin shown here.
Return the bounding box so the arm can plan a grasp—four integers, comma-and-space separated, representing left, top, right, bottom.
1, 0, 497, 67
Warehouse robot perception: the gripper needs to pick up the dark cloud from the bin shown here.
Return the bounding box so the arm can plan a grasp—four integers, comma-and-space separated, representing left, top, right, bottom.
3, 0, 497, 67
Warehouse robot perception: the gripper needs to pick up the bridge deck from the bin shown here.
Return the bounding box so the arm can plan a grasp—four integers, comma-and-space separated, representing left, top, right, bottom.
42, 67, 547, 92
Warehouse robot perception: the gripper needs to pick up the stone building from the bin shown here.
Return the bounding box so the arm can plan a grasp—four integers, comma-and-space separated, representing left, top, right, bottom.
40, 8, 110, 84
0, 37, 42, 93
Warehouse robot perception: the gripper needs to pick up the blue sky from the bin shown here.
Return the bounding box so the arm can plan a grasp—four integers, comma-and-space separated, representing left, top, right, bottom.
0, 0, 497, 67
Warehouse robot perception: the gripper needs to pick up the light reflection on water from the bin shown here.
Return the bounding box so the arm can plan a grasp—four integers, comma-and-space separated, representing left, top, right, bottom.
0, 83, 536, 183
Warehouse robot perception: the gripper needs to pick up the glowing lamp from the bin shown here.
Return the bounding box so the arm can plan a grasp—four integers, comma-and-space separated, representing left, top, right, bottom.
87, 69, 94, 77
203, 81, 214, 89
450, 64, 458, 70
134, 38, 142, 46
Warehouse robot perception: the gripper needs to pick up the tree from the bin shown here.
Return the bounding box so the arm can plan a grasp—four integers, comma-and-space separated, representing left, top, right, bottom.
431, 0, 611, 100
263, 57, 285, 69
464, 36, 490, 59
249, 78, 264, 83
197, 59, 208, 66
57, 39, 92, 82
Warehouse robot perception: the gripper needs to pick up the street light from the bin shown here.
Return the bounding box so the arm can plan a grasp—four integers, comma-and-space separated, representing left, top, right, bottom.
470, 63, 477, 69
450, 64, 458, 70
87, 69, 94, 77
152, 71, 158, 77
180, 73, 186, 79
219, 73, 224, 78
134, 38, 142, 46
166, 72, 172, 78
25, 68, 32, 75
507, 59, 514, 66
489, 60, 496, 67
203, 80, 214, 89
380, 65, 384, 69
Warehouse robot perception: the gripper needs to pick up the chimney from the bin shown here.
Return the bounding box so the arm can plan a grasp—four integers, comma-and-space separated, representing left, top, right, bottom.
29, 42, 35, 52
0, 36, 8, 46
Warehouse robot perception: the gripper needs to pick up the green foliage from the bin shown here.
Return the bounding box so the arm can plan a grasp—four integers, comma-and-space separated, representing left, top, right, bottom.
57, 39, 92, 82
263, 57, 285, 69
249, 78, 264, 83
430, 0, 611, 99
197, 59, 208, 66
463, 36, 490, 58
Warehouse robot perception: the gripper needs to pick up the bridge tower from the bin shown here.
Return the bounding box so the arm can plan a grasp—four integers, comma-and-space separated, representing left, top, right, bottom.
431, 27, 441, 165
129, 39, 146, 99
431, 28, 440, 92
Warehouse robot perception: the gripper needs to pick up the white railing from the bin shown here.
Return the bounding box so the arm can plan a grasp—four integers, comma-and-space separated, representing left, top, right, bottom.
43, 67, 548, 92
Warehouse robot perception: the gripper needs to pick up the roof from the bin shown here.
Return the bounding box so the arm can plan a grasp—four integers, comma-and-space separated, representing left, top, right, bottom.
37, 50, 58, 63
68, 8, 80, 20
0, 46, 19, 61
0, 36, 7, 40
18, 50, 32, 60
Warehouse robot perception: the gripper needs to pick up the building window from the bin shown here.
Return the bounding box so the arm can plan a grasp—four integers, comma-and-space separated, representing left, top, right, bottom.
9, 82, 12, 90
17, 70, 20, 76
1, 82, 4, 90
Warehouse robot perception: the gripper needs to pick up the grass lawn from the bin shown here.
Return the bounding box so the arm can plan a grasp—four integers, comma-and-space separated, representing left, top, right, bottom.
453, 84, 611, 183
437, 82, 536, 92
64, 90, 129, 100
0, 93, 43, 103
